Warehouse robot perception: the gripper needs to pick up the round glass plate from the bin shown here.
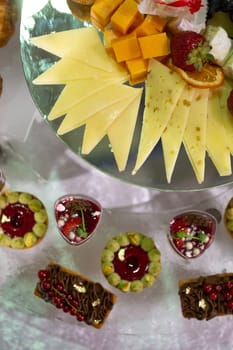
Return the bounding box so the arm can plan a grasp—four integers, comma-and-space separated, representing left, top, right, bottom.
20, 0, 233, 191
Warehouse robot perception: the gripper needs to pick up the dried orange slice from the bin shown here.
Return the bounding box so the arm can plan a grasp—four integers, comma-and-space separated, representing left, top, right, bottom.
167, 59, 224, 89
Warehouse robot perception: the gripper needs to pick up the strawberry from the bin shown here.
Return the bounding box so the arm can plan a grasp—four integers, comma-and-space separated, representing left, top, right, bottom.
62, 217, 82, 236
170, 31, 213, 72
227, 89, 233, 116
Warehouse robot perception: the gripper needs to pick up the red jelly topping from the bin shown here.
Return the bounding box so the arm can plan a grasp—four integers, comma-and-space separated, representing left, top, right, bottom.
55, 196, 101, 245
0, 203, 35, 238
113, 245, 149, 281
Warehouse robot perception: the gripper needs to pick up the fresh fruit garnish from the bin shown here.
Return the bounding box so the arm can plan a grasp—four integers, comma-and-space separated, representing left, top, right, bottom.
170, 31, 213, 72
54, 194, 102, 246
168, 210, 216, 259
167, 59, 224, 88
227, 89, 233, 115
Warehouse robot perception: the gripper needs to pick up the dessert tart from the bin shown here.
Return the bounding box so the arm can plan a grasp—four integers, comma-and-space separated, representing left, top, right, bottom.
35, 262, 117, 328
54, 194, 102, 246
224, 197, 233, 239
168, 210, 216, 259
101, 232, 161, 293
0, 190, 48, 249
0, 0, 18, 47
179, 273, 233, 320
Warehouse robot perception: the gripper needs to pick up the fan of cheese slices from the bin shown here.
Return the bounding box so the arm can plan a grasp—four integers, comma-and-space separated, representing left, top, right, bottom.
30, 26, 233, 184
31, 27, 143, 172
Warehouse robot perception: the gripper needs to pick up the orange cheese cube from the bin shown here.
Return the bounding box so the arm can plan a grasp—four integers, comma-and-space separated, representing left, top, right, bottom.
91, 0, 124, 29
111, 0, 140, 34
103, 29, 120, 53
126, 57, 148, 84
134, 15, 168, 37
112, 34, 142, 62
138, 32, 170, 59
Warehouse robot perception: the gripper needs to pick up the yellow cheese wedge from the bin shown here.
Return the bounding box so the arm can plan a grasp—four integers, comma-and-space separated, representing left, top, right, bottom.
33, 57, 128, 85
183, 89, 209, 184
48, 79, 125, 121
57, 83, 140, 135
206, 89, 231, 176
108, 91, 143, 171
132, 59, 185, 174
161, 85, 195, 183
30, 27, 119, 72
81, 88, 142, 154
218, 80, 233, 155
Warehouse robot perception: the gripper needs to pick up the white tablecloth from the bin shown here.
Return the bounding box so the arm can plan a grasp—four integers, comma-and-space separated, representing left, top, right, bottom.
1, 3, 233, 350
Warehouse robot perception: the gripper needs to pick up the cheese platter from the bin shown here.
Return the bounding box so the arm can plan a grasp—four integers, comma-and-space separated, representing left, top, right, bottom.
20, 0, 233, 190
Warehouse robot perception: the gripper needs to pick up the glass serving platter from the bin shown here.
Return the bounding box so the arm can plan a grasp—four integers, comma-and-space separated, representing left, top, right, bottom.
20, 0, 233, 191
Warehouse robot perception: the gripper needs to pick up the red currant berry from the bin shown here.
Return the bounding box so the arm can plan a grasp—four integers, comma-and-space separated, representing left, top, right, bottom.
53, 295, 62, 305
48, 290, 55, 298
203, 283, 212, 294
225, 281, 233, 290
72, 299, 79, 308
215, 284, 222, 292
70, 308, 77, 316
38, 269, 49, 281
63, 305, 70, 313
77, 314, 85, 322
56, 302, 64, 309
209, 291, 218, 301
55, 283, 64, 293
67, 294, 73, 302
40, 279, 52, 291
227, 300, 233, 310
223, 291, 232, 301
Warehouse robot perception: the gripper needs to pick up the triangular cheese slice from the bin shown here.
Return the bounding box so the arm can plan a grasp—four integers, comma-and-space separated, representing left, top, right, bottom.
218, 80, 233, 155
161, 85, 195, 183
48, 79, 124, 120
183, 88, 209, 184
30, 27, 119, 72
33, 57, 128, 85
206, 89, 231, 176
57, 83, 140, 135
108, 91, 143, 171
132, 59, 185, 174
81, 89, 142, 154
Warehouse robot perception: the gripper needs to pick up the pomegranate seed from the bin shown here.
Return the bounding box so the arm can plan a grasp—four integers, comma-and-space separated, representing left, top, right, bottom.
175, 238, 184, 250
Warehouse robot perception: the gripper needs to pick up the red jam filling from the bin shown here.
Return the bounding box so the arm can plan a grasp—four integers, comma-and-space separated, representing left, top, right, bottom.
55, 197, 101, 240
0, 203, 35, 238
113, 245, 149, 281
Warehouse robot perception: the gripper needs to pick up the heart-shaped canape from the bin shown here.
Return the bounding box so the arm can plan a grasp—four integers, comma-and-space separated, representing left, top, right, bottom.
168, 210, 217, 259
54, 194, 102, 246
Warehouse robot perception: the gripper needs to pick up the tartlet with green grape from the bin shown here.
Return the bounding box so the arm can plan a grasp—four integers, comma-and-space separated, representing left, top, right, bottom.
224, 196, 233, 239
0, 190, 48, 249
101, 232, 161, 293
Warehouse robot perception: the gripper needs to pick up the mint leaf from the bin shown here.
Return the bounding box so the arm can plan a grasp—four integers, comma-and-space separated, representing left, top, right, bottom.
174, 231, 187, 238
77, 227, 87, 238
197, 231, 207, 243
